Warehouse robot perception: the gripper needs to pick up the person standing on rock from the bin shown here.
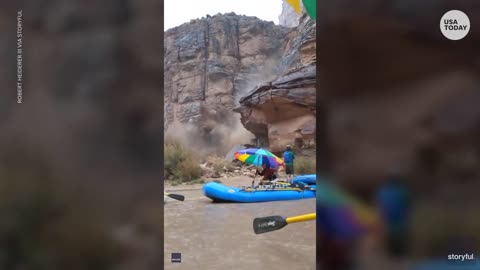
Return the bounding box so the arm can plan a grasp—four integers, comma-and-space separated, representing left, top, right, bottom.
283, 145, 295, 183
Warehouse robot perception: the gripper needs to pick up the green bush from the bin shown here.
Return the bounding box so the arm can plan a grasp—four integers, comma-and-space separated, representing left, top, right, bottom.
164, 141, 202, 182
178, 158, 202, 182
164, 141, 188, 179
294, 157, 316, 174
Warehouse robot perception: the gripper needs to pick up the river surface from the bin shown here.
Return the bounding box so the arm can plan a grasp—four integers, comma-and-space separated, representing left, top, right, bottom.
164, 187, 316, 270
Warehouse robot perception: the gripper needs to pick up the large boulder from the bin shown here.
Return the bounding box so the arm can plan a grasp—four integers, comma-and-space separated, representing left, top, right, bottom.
235, 64, 316, 153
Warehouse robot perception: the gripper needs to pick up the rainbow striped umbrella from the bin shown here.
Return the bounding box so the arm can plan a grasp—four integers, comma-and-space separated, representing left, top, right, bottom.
234, 148, 284, 168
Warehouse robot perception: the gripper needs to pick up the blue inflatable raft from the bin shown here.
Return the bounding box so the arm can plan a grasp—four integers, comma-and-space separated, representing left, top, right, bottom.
292, 174, 316, 185
202, 175, 317, 203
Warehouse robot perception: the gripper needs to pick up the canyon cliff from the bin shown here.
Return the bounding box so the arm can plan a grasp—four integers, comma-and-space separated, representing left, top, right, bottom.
164, 12, 316, 154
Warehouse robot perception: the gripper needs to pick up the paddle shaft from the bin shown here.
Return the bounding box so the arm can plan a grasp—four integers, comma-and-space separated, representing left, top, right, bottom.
286, 213, 316, 224
253, 213, 316, 234
164, 192, 185, 201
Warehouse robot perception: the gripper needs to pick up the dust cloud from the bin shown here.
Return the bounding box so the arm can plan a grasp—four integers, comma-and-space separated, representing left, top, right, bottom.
233, 61, 280, 103
165, 55, 284, 159
165, 114, 254, 160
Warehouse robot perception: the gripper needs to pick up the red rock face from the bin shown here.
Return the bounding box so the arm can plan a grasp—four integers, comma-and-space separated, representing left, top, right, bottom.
164, 14, 291, 142
235, 63, 317, 153
164, 12, 317, 154
233, 14, 317, 153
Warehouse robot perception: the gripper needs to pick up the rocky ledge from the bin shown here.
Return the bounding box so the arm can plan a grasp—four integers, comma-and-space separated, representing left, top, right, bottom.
234, 64, 316, 153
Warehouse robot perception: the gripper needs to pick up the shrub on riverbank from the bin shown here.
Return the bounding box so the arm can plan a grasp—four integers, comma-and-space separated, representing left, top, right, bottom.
294, 157, 316, 174
164, 141, 202, 182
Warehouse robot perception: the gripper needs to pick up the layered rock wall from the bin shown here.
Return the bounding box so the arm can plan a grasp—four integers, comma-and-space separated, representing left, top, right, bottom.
164, 13, 291, 140
234, 14, 316, 154
164, 11, 317, 156
235, 64, 316, 153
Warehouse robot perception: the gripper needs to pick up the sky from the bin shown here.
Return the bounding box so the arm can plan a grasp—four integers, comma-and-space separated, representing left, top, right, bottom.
165, 0, 283, 30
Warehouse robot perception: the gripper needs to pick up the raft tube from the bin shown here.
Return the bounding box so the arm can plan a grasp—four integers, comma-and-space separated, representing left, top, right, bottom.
202, 182, 316, 203
292, 174, 316, 185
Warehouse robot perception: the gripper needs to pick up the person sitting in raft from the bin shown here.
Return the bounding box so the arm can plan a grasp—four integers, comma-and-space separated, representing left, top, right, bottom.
256, 164, 277, 184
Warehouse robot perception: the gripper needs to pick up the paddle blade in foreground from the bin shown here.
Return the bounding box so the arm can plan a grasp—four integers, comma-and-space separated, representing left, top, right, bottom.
167, 193, 185, 201
253, 216, 287, 234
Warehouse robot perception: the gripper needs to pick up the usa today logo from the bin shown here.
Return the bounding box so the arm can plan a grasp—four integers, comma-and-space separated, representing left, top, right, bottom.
440, 10, 470, 40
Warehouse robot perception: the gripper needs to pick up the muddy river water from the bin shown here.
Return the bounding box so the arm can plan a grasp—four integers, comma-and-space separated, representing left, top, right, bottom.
164, 185, 316, 270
